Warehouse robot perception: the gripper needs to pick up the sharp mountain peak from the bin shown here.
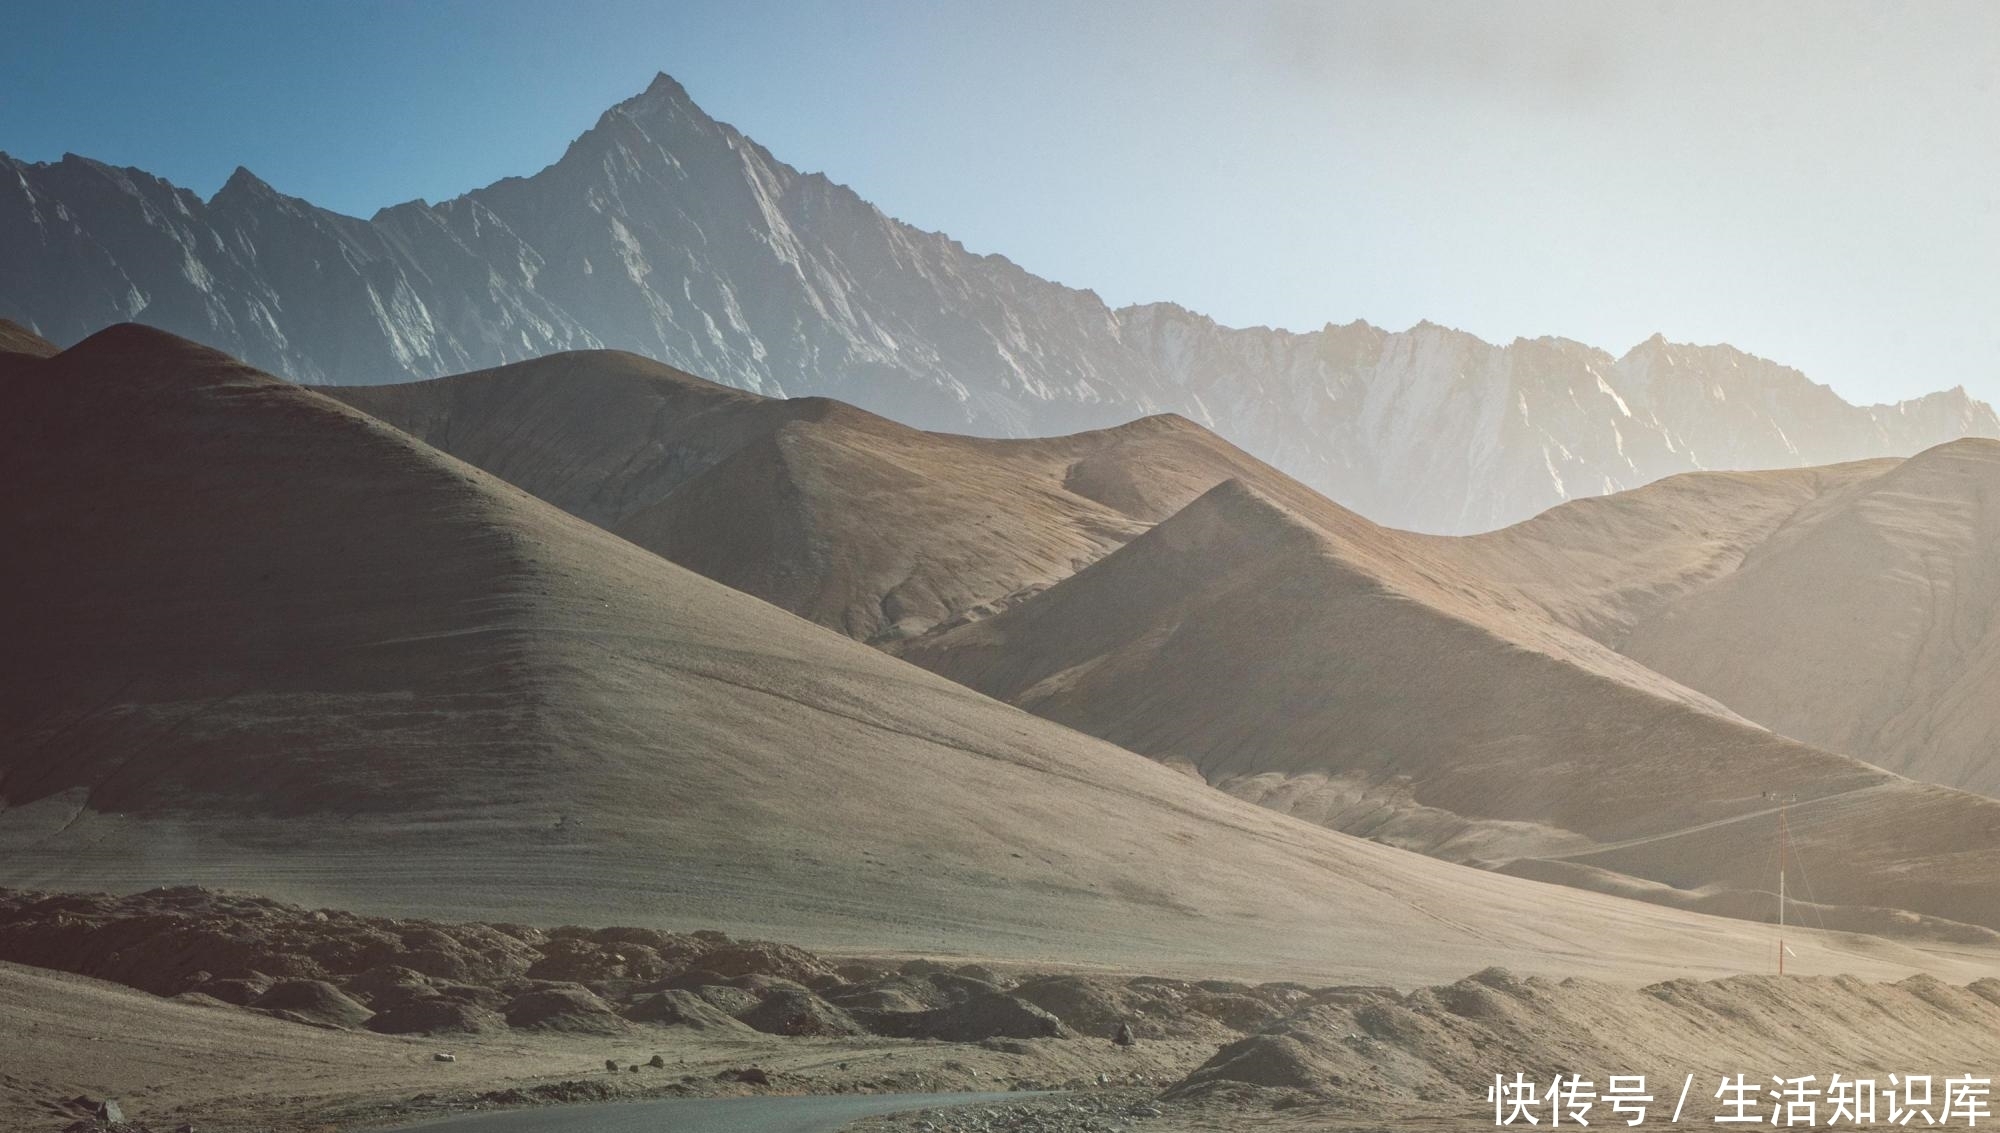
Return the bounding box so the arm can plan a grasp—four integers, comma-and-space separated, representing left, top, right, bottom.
2, 71, 1993, 533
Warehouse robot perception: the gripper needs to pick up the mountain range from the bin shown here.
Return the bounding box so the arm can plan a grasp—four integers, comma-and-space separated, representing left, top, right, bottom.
5, 73, 1995, 532
329, 344, 2000, 947
10, 322, 1928, 986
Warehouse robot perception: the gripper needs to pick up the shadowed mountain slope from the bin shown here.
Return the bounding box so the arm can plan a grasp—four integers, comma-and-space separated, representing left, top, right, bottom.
1450, 445, 2000, 798
896, 477, 2000, 942
1450, 459, 1902, 645
333, 351, 1278, 641
1608, 440, 2000, 795
3, 325, 1922, 985
4, 73, 1993, 533
326, 353, 2000, 940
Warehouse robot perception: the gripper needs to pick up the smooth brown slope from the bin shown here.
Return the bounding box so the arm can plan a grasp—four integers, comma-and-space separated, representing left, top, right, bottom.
0, 317, 57, 358
897, 478, 2000, 942
1611, 439, 2000, 795
332, 352, 1280, 641
334, 353, 1739, 725
335, 359, 2000, 939
4, 325, 1915, 985
1451, 459, 1901, 645
1453, 447, 2000, 799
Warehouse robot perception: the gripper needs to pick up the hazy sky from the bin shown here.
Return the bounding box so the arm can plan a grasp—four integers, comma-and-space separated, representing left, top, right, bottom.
4, 1, 1997, 406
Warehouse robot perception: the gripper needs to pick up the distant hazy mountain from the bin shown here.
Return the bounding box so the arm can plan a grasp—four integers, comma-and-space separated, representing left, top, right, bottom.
4, 73, 1993, 531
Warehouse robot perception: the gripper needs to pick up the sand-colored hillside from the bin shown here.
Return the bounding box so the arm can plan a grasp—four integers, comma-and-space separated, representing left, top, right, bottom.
324, 358, 2000, 941
332, 352, 1279, 641
897, 478, 2000, 941
336, 354, 1750, 718
1450, 459, 1899, 645
0, 317, 57, 359
1611, 440, 2000, 795
1455, 445, 2000, 799
9, 325, 1953, 988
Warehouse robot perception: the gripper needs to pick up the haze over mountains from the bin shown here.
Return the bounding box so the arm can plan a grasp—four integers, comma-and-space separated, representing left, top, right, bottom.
333, 351, 1279, 642
326, 345, 2000, 948
17, 323, 1927, 986
6, 74, 1995, 532
1466, 443, 2000, 798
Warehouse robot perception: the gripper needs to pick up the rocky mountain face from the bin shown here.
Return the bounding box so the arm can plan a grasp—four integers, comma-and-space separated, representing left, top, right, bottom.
5, 73, 1993, 532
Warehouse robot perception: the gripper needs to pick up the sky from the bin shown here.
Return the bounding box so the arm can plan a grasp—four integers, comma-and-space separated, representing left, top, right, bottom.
3, 0, 1997, 406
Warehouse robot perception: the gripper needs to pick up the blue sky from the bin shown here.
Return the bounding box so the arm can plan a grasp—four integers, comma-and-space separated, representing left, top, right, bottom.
4, 0, 1998, 406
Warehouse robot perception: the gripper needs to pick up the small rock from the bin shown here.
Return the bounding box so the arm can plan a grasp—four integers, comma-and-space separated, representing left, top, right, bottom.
1113, 1021, 1135, 1047
97, 1100, 123, 1123
433, 1052, 457, 1063
647, 1054, 666, 1068
605, 1058, 620, 1072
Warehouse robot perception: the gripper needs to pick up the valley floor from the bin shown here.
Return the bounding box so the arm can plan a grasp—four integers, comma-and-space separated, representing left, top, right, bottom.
13, 890, 2000, 1133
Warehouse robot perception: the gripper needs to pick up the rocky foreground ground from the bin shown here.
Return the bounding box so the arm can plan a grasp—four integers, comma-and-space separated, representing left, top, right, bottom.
12, 887, 2000, 1132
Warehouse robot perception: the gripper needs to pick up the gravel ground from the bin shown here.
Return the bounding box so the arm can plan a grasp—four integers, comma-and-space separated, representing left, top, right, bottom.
845, 1087, 1168, 1133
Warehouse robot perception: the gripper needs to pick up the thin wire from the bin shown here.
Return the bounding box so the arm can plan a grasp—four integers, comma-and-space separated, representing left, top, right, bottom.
1780, 806, 1831, 934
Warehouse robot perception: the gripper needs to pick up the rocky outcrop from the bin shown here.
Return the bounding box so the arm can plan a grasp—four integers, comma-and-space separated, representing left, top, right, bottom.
5, 76, 1989, 532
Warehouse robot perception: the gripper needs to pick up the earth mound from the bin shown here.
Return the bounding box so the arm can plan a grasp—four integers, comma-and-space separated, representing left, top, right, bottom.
250, 979, 372, 1029
364, 996, 504, 1035
502, 985, 627, 1034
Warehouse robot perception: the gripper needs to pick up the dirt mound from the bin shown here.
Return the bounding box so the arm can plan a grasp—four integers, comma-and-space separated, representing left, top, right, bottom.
685, 984, 764, 1017
621, 989, 752, 1030
689, 941, 837, 984
0, 888, 541, 995
823, 980, 939, 1013
734, 987, 865, 1037
191, 974, 273, 1006
857, 991, 1068, 1042
364, 996, 503, 1035
502, 985, 626, 1033
341, 965, 434, 1009
250, 980, 372, 1029
1170, 966, 2000, 1119
1013, 974, 1310, 1044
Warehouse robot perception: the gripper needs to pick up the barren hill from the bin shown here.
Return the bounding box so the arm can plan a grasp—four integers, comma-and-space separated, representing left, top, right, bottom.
333, 351, 1277, 641
325, 352, 2000, 940
1451, 459, 1901, 645
1608, 440, 2000, 795
0, 318, 56, 359
1453, 445, 2000, 799
1, 325, 1910, 985
895, 477, 2000, 941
